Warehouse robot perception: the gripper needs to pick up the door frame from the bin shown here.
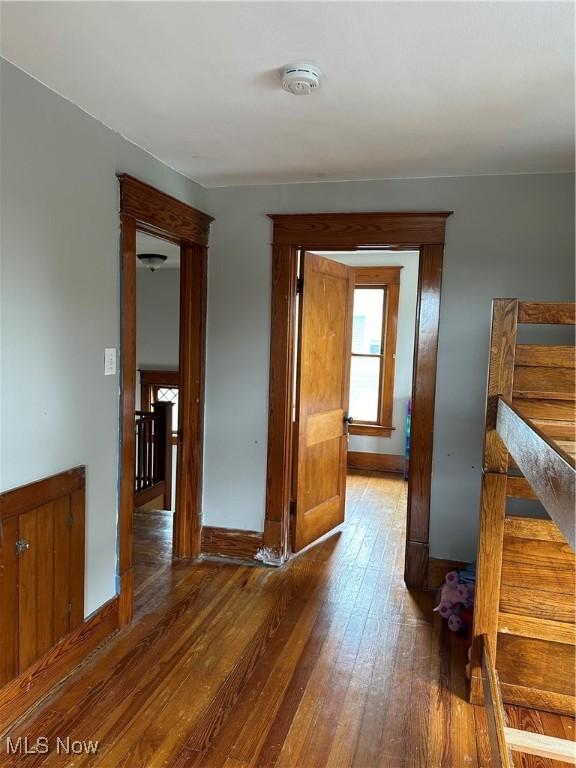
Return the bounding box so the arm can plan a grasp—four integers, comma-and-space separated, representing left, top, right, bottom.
264, 211, 452, 588
117, 174, 213, 625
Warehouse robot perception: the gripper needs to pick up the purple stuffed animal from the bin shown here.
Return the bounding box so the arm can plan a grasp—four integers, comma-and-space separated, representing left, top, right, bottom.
434, 570, 475, 632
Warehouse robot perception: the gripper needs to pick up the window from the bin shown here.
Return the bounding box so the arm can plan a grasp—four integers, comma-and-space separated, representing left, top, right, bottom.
349, 267, 401, 437
139, 369, 179, 441
156, 386, 179, 431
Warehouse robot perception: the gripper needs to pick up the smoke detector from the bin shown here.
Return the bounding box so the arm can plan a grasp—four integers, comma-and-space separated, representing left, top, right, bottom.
280, 63, 321, 96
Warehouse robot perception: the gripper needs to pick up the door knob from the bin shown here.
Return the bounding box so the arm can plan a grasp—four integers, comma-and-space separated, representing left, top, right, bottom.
343, 413, 354, 434
15, 538, 30, 555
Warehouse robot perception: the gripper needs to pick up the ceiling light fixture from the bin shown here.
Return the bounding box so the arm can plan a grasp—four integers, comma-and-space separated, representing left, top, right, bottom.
280, 63, 321, 96
137, 253, 167, 272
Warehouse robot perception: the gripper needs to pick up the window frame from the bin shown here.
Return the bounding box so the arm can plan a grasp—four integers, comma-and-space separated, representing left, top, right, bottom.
349, 266, 402, 438
139, 369, 180, 443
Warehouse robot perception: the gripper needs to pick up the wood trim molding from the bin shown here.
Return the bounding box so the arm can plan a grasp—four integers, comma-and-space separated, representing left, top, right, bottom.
263, 244, 299, 564
347, 451, 404, 474
349, 265, 401, 439
404, 242, 444, 585
119, 177, 211, 625
119, 214, 137, 625
265, 213, 451, 586
139, 369, 179, 387
349, 423, 394, 437
174, 244, 208, 559
0, 597, 119, 733
268, 212, 451, 247
353, 266, 402, 284
118, 174, 213, 246
201, 527, 264, 561
0, 466, 85, 520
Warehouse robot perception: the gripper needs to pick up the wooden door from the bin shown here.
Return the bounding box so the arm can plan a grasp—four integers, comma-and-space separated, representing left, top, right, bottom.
0, 467, 86, 684
292, 252, 354, 552
17, 493, 84, 672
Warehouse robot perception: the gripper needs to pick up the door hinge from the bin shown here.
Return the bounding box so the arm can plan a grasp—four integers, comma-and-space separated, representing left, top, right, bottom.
68, 601, 73, 615
296, 277, 304, 294
290, 500, 296, 516
67, 512, 73, 528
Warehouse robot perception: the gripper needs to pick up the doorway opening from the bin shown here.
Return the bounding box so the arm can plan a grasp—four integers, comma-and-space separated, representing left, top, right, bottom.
133, 232, 180, 602
117, 174, 212, 626
290, 249, 418, 554
264, 212, 451, 588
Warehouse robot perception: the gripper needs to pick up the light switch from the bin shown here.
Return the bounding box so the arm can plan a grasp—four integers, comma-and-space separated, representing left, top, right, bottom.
104, 347, 117, 376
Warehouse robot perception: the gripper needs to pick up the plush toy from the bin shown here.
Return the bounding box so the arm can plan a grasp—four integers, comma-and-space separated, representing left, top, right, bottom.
448, 614, 463, 632
456, 582, 474, 606
445, 570, 460, 589
434, 566, 476, 633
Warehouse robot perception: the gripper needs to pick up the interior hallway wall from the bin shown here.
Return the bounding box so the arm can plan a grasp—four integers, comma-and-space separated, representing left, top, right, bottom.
203, 173, 574, 561
136, 268, 180, 371
0, 61, 206, 615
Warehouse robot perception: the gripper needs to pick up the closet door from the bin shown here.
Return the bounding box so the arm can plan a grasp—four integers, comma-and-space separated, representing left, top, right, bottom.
18, 503, 57, 670
0, 466, 86, 682
16, 489, 85, 673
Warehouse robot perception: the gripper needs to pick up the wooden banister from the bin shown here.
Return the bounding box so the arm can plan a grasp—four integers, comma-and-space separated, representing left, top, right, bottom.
134, 401, 173, 510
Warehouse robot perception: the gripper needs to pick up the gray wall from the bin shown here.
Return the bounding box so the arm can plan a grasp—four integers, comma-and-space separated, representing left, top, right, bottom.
203, 174, 574, 559
0, 60, 206, 615
136, 268, 180, 371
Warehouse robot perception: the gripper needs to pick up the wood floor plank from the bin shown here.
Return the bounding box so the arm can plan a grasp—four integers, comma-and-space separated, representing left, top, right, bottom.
226, 571, 336, 762
89, 573, 285, 767
5, 472, 570, 768
285, 609, 369, 768
322, 614, 383, 768
191, 565, 332, 768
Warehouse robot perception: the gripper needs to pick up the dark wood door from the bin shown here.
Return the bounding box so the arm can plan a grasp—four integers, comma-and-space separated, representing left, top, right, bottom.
292, 252, 354, 552
17, 493, 84, 672
0, 467, 86, 684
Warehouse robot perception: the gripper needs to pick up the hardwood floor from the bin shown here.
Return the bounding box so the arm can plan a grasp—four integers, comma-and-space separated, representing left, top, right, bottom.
1, 472, 573, 767
133, 507, 174, 610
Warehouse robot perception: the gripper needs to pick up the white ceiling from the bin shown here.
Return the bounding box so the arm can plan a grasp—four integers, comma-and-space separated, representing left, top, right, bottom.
1, 2, 573, 187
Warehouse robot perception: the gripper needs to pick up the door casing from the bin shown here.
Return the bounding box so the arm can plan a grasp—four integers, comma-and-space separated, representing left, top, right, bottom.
264, 212, 452, 588
117, 174, 213, 625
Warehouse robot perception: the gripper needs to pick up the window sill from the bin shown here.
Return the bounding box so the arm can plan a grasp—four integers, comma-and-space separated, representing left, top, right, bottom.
349, 423, 394, 438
